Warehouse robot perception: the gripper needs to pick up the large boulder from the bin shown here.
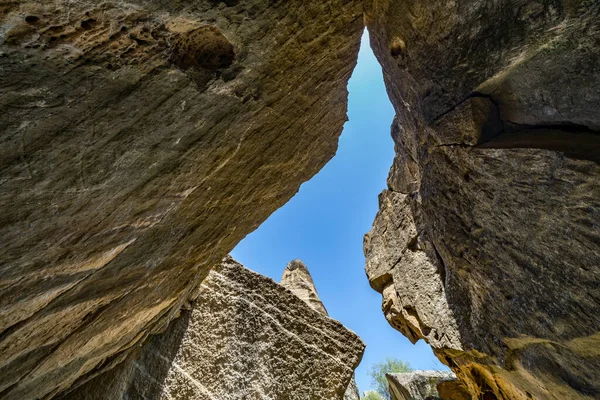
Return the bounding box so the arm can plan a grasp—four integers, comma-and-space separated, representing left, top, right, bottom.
58, 257, 365, 399
0, 0, 363, 398
386, 371, 456, 400
365, 0, 600, 399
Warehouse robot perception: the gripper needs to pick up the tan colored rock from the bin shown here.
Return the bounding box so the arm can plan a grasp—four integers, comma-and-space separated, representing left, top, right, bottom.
281, 259, 329, 317
0, 0, 363, 398
58, 257, 365, 400
365, 190, 462, 351
436, 379, 470, 400
365, 0, 600, 399
280, 259, 361, 400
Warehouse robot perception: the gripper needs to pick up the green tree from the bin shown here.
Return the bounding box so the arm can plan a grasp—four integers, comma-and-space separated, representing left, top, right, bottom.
362, 391, 384, 400
368, 357, 413, 399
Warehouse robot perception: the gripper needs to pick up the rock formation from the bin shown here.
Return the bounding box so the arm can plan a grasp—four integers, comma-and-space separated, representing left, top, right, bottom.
344, 378, 361, 400
58, 257, 365, 400
385, 370, 458, 400
0, 0, 363, 398
281, 259, 329, 316
280, 259, 361, 400
365, 1, 600, 399
436, 379, 471, 400
1, 0, 599, 398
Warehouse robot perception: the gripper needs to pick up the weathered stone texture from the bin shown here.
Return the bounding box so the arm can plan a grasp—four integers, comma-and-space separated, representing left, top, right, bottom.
343, 377, 361, 400
59, 257, 365, 400
436, 379, 470, 400
365, 0, 600, 399
281, 259, 329, 316
0, 0, 363, 398
279, 259, 361, 400
386, 370, 456, 400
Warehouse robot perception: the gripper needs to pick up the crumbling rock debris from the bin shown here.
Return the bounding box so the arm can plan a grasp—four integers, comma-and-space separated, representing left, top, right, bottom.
58, 257, 365, 400
365, 0, 600, 399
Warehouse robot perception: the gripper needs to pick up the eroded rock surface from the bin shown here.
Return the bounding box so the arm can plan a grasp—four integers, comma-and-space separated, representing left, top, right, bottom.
0, 0, 363, 398
365, 0, 600, 399
59, 257, 365, 400
280, 259, 361, 400
386, 370, 456, 400
281, 259, 329, 316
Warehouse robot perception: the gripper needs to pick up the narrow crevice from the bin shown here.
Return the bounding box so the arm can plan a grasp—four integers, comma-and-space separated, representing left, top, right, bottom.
477, 125, 600, 163
432, 91, 600, 162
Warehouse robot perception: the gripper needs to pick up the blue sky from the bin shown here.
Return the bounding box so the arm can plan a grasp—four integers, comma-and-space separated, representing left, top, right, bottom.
231, 31, 446, 394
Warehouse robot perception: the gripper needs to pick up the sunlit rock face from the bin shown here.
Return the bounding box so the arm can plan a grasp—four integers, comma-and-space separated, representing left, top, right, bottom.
281, 259, 329, 316
280, 259, 361, 400
0, 0, 363, 398
386, 370, 460, 400
58, 257, 365, 400
365, 0, 600, 399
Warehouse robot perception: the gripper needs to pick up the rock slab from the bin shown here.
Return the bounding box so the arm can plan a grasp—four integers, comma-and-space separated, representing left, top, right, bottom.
365, 0, 600, 399
59, 257, 365, 400
0, 1, 363, 398
386, 371, 456, 400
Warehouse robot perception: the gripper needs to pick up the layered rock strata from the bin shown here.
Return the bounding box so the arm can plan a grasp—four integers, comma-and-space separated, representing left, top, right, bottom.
385, 370, 459, 400
365, 1, 600, 399
0, 0, 363, 398
280, 259, 361, 400
59, 257, 365, 400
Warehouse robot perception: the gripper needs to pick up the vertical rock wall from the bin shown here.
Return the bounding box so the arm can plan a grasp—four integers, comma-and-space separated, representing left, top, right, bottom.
365, 0, 600, 399
0, 1, 363, 398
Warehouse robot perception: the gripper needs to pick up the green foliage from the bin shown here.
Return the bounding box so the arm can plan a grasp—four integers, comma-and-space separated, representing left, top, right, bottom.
368, 357, 413, 399
362, 391, 384, 400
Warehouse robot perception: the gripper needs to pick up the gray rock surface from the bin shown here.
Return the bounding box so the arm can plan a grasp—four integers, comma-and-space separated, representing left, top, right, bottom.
280, 259, 361, 400
365, 1, 600, 399
59, 257, 365, 400
344, 377, 361, 400
386, 371, 455, 400
0, 1, 363, 398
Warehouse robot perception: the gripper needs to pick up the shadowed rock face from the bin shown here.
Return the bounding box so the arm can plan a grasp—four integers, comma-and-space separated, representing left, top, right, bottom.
0, 1, 363, 398
365, 1, 600, 399
57, 257, 365, 400
280, 259, 361, 400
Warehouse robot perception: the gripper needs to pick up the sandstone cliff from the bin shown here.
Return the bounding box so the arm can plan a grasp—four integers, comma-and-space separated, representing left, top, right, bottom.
58, 257, 365, 400
365, 1, 600, 399
280, 259, 361, 400
0, 1, 363, 398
